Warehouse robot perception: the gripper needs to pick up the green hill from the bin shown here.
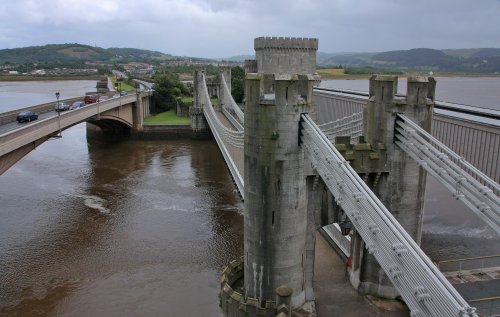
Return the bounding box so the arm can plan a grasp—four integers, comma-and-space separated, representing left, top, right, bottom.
371, 48, 459, 68
318, 47, 500, 73
442, 48, 500, 59
0, 44, 175, 64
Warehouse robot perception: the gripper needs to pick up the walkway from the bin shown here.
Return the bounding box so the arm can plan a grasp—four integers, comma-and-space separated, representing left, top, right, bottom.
314, 232, 410, 317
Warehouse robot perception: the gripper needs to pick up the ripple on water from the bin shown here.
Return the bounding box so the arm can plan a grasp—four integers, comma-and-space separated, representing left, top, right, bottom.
76, 194, 110, 214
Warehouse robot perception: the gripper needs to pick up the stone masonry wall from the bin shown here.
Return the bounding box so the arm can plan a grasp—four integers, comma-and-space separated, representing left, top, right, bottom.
255, 37, 318, 75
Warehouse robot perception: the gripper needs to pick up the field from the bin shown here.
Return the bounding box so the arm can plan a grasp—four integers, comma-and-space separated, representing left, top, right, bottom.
317, 68, 346, 79
317, 68, 377, 79
143, 110, 191, 125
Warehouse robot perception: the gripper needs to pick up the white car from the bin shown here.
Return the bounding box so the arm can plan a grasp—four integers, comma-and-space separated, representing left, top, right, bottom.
54, 102, 70, 112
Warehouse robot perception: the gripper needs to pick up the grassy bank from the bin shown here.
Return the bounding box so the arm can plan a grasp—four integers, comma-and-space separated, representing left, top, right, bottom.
143, 110, 190, 125
111, 78, 136, 92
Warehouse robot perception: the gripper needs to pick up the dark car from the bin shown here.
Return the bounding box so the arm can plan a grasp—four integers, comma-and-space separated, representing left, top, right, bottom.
70, 101, 85, 110
84, 95, 98, 104
17, 111, 38, 123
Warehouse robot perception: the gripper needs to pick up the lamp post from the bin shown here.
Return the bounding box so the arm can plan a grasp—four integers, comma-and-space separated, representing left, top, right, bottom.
55, 92, 61, 137
115, 81, 122, 107
114, 81, 122, 95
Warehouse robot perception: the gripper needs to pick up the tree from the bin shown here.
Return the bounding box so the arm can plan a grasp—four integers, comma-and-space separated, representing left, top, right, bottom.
231, 66, 245, 103
152, 72, 188, 113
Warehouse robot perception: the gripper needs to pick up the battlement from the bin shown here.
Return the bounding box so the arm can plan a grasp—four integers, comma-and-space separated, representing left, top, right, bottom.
254, 37, 318, 51
245, 73, 316, 107
254, 36, 318, 75
244, 59, 257, 73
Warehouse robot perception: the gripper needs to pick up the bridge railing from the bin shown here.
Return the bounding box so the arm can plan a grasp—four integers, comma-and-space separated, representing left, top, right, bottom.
317, 111, 364, 144
468, 297, 500, 317
321, 223, 351, 258
0, 97, 82, 125
222, 106, 244, 131
436, 254, 500, 273
300, 113, 478, 317
313, 88, 367, 124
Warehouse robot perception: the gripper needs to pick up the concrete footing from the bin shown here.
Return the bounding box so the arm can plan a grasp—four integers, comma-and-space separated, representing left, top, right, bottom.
220, 257, 316, 317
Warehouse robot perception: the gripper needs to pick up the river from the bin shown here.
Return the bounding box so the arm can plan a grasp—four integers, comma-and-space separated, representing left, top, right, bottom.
0, 80, 98, 112
321, 76, 500, 110
0, 78, 499, 316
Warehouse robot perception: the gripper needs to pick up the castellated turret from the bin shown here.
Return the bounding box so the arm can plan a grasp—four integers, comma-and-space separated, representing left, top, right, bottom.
254, 37, 318, 75
244, 59, 257, 74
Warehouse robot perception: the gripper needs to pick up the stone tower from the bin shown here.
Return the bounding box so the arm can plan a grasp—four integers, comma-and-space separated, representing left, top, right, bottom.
244, 37, 318, 310
189, 67, 211, 138
348, 75, 435, 298
220, 37, 318, 317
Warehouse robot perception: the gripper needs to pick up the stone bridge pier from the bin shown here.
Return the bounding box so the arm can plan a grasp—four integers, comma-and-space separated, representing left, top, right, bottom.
189, 67, 211, 139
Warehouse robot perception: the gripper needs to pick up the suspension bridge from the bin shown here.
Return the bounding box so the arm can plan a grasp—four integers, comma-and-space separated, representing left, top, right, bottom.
188, 37, 500, 317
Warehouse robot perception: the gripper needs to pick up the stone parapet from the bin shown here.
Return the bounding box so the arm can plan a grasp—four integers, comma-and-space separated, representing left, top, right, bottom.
254, 37, 318, 51
334, 136, 388, 174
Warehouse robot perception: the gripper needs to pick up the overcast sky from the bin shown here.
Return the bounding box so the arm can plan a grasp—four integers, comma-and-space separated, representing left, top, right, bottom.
1, 0, 499, 58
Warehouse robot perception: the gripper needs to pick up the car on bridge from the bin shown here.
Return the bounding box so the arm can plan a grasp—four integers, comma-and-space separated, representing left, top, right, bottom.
70, 101, 85, 110
84, 95, 98, 104
16, 111, 38, 123
54, 102, 70, 112
112, 91, 128, 98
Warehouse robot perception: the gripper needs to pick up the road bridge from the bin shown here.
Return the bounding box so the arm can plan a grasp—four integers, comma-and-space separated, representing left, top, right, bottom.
0, 92, 150, 175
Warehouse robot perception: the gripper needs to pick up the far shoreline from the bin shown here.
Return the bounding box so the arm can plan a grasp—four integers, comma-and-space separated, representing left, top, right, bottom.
317, 72, 500, 80
316, 68, 500, 80
0, 75, 103, 82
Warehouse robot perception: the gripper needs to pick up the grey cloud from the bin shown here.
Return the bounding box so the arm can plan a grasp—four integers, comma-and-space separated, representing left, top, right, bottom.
0, 0, 498, 57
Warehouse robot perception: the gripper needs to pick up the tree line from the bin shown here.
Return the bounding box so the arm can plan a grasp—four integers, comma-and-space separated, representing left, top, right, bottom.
152, 66, 246, 113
